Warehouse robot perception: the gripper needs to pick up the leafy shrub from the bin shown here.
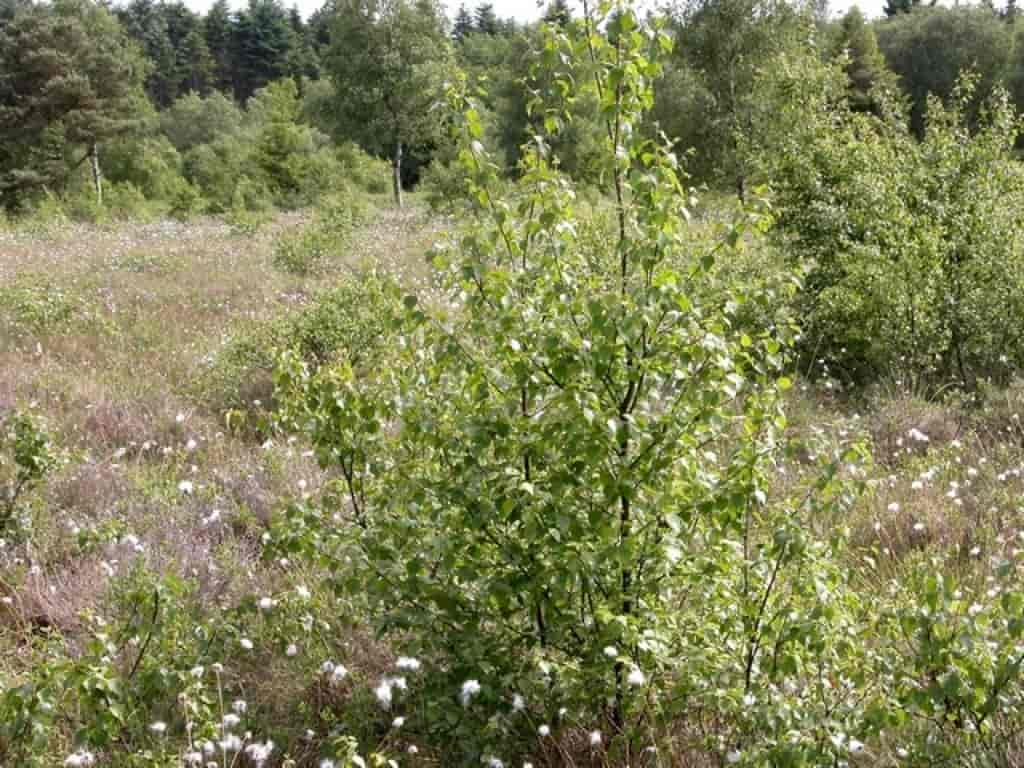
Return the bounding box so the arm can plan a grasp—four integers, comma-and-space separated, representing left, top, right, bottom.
224, 202, 271, 236
61, 188, 107, 224
268, 11, 868, 765
249, 79, 352, 208
103, 136, 188, 202
196, 317, 291, 414
271, 193, 368, 276
167, 178, 205, 221
335, 141, 392, 195
272, 225, 330, 277
15, 191, 69, 236
0, 275, 78, 336
873, 551, 1024, 765
419, 158, 472, 212
765, 69, 1024, 389
0, 409, 57, 536
198, 269, 397, 414
160, 91, 243, 153
288, 271, 402, 367
102, 181, 156, 221
182, 138, 251, 212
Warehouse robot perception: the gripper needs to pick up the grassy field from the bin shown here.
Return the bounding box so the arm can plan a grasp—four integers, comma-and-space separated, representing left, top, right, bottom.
0, 204, 450, 760
6, 202, 1024, 766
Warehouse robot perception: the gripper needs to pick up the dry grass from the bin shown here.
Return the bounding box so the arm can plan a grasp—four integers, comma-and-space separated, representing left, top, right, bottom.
0, 204, 441, 677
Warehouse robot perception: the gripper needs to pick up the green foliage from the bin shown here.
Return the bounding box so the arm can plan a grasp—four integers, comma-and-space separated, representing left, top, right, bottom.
656, 0, 813, 191
199, 266, 395, 414
0, 275, 79, 336
182, 138, 252, 213
233, 0, 301, 101
831, 6, 897, 113
766, 71, 1024, 388
166, 178, 205, 221
326, 0, 453, 205
0, 0, 148, 209
0, 410, 57, 536
14, 191, 69, 235
115, 0, 213, 107
159, 91, 243, 153
272, 192, 368, 275
877, 6, 1013, 135
886, 559, 1024, 764
269, 8, 866, 764
102, 136, 187, 203
103, 182, 157, 222
288, 269, 403, 367
334, 142, 392, 196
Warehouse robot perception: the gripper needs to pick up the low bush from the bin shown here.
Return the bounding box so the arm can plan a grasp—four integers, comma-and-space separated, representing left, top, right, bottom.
15, 192, 69, 236
198, 268, 399, 415
0, 409, 57, 537
103, 136, 188, 203
166, 179, 206, 221
335, 141, 393, 196
0, 275, 80, 336
271, 193, 369, 276
103, 182, 157, 222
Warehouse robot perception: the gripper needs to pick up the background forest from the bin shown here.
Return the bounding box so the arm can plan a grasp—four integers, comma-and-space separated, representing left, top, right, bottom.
6, 0, 1024, 219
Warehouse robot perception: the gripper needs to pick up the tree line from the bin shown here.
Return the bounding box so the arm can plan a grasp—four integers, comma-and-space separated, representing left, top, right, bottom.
5, 0, 1024, 214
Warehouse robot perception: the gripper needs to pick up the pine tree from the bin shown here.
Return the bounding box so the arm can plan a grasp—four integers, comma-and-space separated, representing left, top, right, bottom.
116, 0, 179, 106
164, 3, 212, 97
884, 0, 935, 16
0, 0, 147, 207
542, 0, 571, 27
0, 0, 29, 22
181, 24, 214, 94
832, 6, 894, 112
474, 2, 497, 34
308, 1, 335, 52
233, 0, 295, 101
205, 0, 236, 95
285, 5, 321, 86
453, 3, 473, 39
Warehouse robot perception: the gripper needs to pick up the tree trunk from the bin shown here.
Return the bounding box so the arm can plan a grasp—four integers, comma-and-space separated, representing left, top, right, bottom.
392, 141, 403, 209
90, 142, 103, 207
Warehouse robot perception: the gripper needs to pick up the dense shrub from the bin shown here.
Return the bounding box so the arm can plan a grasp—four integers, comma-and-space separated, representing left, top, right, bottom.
269, 11, 865, 765
334, 141, 392, 196
0, 409, 57, 536
166, 178, 205, 221
102, 181, 156, 221
182, 137, 254, 213
198, 267, 397, 414
764, 68, 1024, 389
0, 275, 79, 336
159, 91, 244, 153
103, 136, 188, 202
272, 193, 368, 276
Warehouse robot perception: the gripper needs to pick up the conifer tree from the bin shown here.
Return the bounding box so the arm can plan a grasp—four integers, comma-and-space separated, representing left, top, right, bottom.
205, 0, 236, 94
542, 0, 571, 27
832, 6, 894, 112
453, 3, 473, 39
474, 1, 497, 34
116, 0, 179, 106
233, 0, 295, 101
0, 0, 147, 207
